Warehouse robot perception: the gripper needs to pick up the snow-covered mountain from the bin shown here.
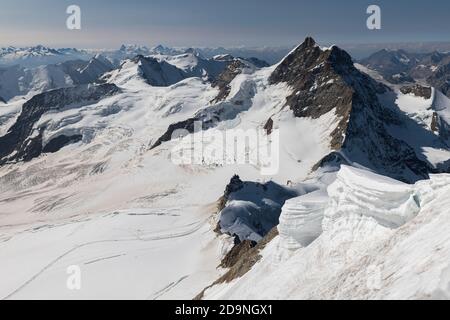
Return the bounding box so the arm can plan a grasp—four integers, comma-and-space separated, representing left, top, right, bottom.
0, 37, 449, 300
0, 54, 115, 102
196, 46, 292, 65
428, 62, 450, 98
201, 165, 450, 300
103, 51, 261, 89
0, 45, 91, 68
360, 49, 450, 96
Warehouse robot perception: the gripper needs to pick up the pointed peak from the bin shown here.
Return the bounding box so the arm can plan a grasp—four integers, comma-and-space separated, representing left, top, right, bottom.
303, 37, 316, 48
290, 37, 318, 53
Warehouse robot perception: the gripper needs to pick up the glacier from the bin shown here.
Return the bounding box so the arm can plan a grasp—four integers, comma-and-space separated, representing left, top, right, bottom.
203, 165, 450, 299
0, 37, 450, 300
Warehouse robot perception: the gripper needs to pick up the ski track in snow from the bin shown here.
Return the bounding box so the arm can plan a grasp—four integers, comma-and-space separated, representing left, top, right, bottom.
1, 211, 208, 300
149, 275, 190, 300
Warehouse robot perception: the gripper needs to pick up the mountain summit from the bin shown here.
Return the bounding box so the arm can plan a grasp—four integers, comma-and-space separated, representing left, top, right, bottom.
269, 37, 449, 182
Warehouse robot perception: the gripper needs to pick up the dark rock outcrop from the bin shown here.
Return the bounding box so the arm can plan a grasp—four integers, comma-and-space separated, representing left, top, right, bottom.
243, 57, 270, 68
400, 85, 432, 99
211, 60, 246, 103
270, 37, 433, 182
194, 227, 279, 300
361, 49, 450, 86
263, 118, 274, 135
217, 175, 244, 213
428, 63, 450, 98
131, 55, 186, 87
219, 240, 257, 269
359, 49, 416, 80
42, 134, 83, 154
0, 84, 120, 164
150, 117, 199, 150
431, 112, 450, 141
216, 175, 298, 243
150, 114, 221, 150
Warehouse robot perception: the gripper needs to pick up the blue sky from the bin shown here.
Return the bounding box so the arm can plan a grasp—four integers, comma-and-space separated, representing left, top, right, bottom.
1, 0, 450, 48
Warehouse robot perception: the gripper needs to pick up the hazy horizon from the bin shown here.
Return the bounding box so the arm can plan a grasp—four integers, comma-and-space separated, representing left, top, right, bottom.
1, 0, 450, 49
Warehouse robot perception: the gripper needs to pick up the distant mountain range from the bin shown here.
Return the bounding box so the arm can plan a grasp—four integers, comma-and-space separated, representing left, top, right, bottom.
0, 44, 291, 68
360, 49, 450, 98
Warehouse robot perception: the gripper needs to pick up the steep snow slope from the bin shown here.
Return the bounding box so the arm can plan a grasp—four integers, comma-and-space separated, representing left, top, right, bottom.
383, 87, 450, 167
0, 56, 113, 102
0, 64, 72, 102
0, 99, 24, 136
203, 166, 450, 300
163, 52, 231, 80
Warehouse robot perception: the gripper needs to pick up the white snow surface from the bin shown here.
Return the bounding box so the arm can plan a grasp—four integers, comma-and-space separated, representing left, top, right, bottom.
0, 62, 318, 299
204, 166, 450, 300
0, 51, 339, 299
0, 44, 450, 300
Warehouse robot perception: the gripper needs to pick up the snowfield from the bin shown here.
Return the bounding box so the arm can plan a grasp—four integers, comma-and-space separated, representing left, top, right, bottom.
0, 39, 450, 300
0, 62, 301, 299
203, 166, 450, 300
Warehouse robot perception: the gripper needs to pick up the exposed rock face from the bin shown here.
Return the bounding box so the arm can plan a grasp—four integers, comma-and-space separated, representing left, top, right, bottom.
270, 37, 434, 182
243, 57, 270, 68
219, 240, 257, 269
431, 112, 440, 133
217, 175, 298, 243
360, 49, 450, 82
400, 85, 432, 99
132, 55, 186, 86
198, 176, 298, 300
150, 117, 200, 150
359, 49, 416, 80
217, 175, 244, 212
263, 117, 274, 135
211, 60, 246, 103
360, 49, 450, 98
387, 72, 415, 84
0, 84, 120, 164
428, 63, 450, 98
270, 38, 361, 149
431, 112, 450, 141
0, 96, 5, 103
76, 54, 115, 83
194, 227, 279, 300
41, 134, 83, 153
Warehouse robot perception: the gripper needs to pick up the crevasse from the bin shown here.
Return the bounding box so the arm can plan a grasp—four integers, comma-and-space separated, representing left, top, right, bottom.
278, 165, 422, 251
